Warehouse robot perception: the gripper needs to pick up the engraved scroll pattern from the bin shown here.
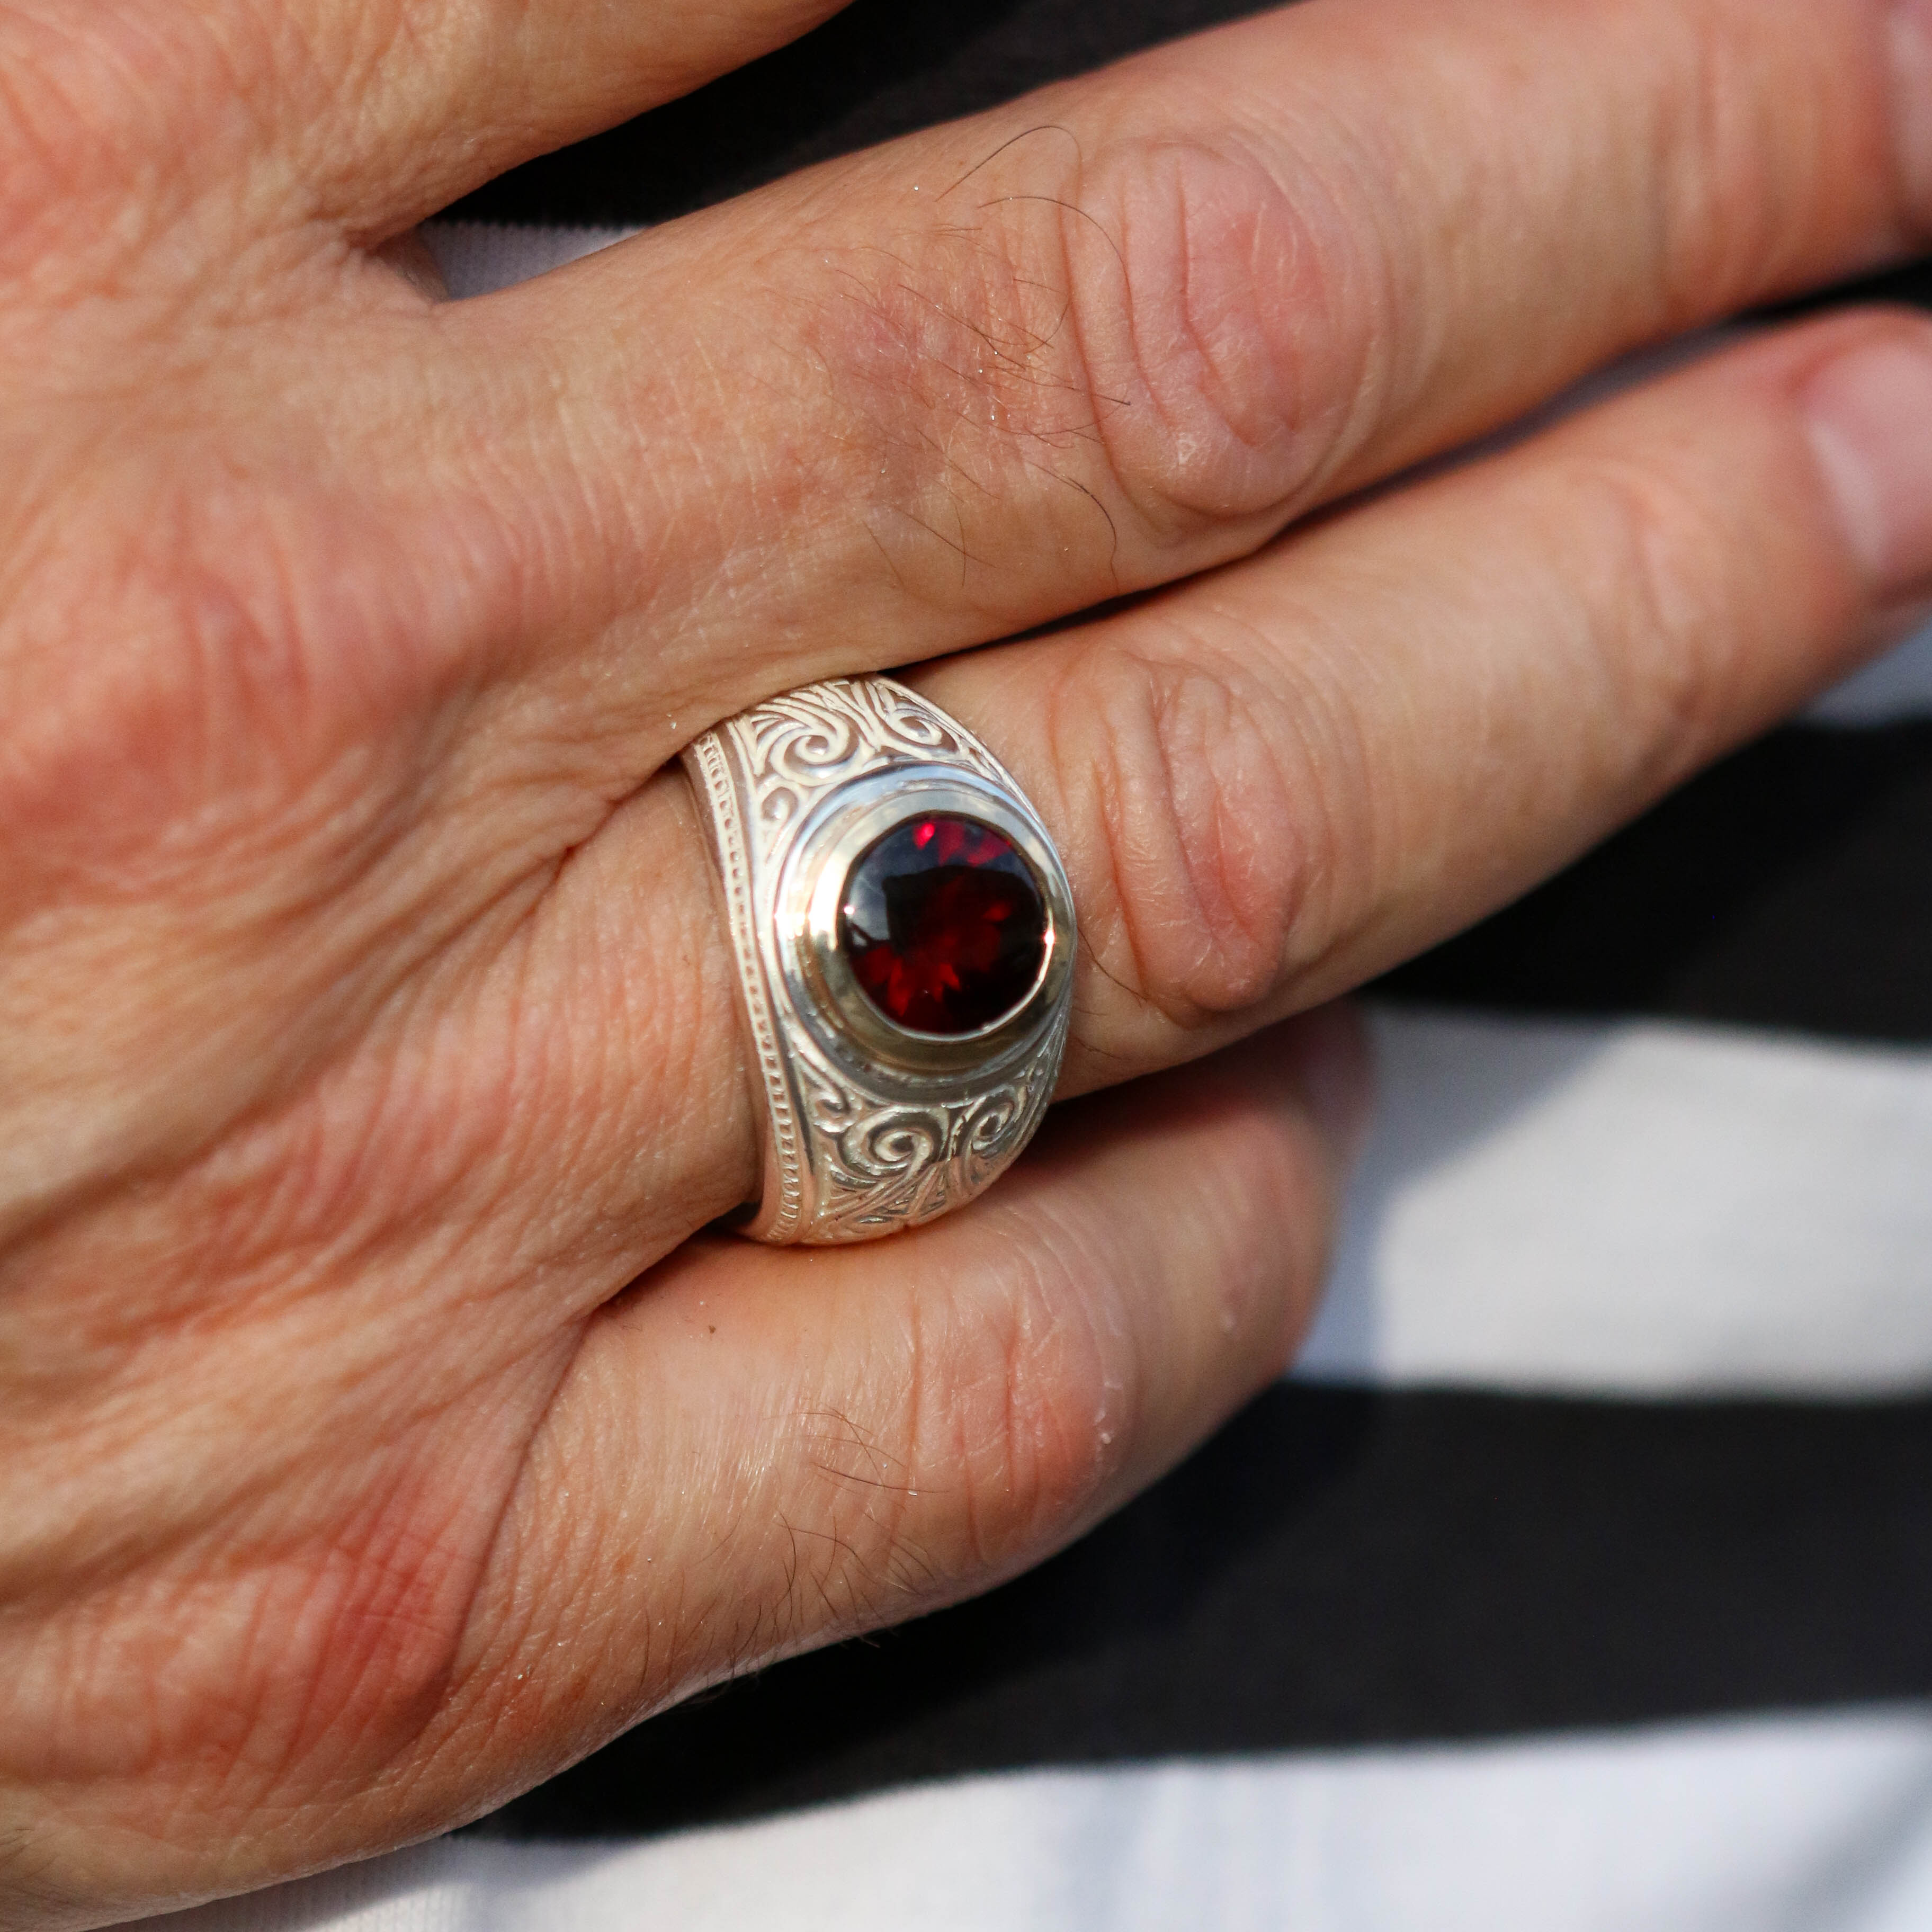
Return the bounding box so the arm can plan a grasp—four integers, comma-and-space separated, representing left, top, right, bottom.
735, 676, 1008, 837
794, 1004, 1070, 1241
713, 677, 1065, 1244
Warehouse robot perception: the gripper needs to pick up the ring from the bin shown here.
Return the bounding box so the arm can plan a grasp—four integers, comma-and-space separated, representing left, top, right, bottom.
681, 675, 1076, 1244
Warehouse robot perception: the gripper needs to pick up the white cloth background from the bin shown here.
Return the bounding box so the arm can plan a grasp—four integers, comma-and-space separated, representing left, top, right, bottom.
152, 1711, 1932, 1932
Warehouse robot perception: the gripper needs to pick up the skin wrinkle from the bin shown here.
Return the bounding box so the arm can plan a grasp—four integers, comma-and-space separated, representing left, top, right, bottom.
1122, 143, 1245, 508
977, 660, 1155, 1054
1265, 616, 1384, 983
1150, 646, 1303, 1008
13, 1446, 478, 1798
784, 177, 1141, 610
1652, 3, 1898, 321
1135, 652, 1220, 1008
1, 1259, 500, 1615
0, 7, 314, 309
1041, 118, 1371, 562
1049, 138, 1166, 550
927, 1262, 1020, 1584
1027, 1201, 1140, 1491
976, 1211, 1131, 1558
1043, 630, 1309, 1031
1105, 114, 1376, 522
1570, 455, 1750, 785
1036, 642, 1147, 1019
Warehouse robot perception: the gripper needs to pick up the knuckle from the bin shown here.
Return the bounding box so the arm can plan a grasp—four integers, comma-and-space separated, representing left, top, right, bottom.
1, 460, 473, 910
1566, 450, 1740, 771
908, 1233, 1142, 1574
1072, 127, 1378, 534
795, 1061, 1351, 1630
8, 1484, 477, 1831
1048, 627, 1339, 1027
1643, 6, 1781, 317
792, 1240, 1144, 1617
1640, 1, 1897, 322
793, 121, 1380, 601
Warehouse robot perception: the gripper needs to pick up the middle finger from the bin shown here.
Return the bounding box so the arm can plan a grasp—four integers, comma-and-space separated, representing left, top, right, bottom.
424, 0, 1927, 781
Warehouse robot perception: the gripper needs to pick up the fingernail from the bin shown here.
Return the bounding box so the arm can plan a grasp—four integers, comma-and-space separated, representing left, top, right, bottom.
1803, 328, 1932, 606
1889, 0, 1932, 215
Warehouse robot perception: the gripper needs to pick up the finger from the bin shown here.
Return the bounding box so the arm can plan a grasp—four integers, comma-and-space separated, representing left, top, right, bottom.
421, 1012, 1363, 1812
406, 0, 1932, 785
517, 305, 1932, 1258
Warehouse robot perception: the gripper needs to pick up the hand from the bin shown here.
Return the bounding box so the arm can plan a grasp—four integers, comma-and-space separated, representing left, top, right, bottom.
5, 0, 1931, 1919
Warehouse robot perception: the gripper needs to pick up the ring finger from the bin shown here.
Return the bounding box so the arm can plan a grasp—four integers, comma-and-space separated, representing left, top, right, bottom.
507, 303, 1932, 1271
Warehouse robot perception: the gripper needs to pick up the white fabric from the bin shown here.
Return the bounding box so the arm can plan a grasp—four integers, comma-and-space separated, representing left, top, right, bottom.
422, 222, 633, 298
1299, 1007, 1932, 1396
146, 1707, 1932, 1932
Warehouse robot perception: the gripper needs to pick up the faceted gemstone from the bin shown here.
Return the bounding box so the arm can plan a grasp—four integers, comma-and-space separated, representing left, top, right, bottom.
838, 814, 1048, 1034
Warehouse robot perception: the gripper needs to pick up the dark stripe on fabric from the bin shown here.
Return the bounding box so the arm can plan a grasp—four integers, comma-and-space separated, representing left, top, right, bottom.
474, 1386, 1932, 1839
1376, 723, 1932, 1044
1766, 256, 1932, 318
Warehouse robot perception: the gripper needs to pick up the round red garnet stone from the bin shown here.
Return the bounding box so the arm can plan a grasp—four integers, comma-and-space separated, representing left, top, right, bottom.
838, 813, 1048, 1035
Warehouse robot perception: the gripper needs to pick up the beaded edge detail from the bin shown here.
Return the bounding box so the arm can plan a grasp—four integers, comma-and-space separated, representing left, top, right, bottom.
687, 728, 806, 1241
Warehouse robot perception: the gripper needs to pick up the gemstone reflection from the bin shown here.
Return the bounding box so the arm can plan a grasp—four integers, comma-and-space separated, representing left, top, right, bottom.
838, 815, 1048, 1035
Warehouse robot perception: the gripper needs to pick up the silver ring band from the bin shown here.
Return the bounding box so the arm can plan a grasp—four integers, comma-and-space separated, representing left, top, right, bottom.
681, 676, 1076, 1244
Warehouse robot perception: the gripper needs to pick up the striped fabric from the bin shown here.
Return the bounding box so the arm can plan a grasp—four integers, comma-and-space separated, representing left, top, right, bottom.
145, 3, 1932, 1924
